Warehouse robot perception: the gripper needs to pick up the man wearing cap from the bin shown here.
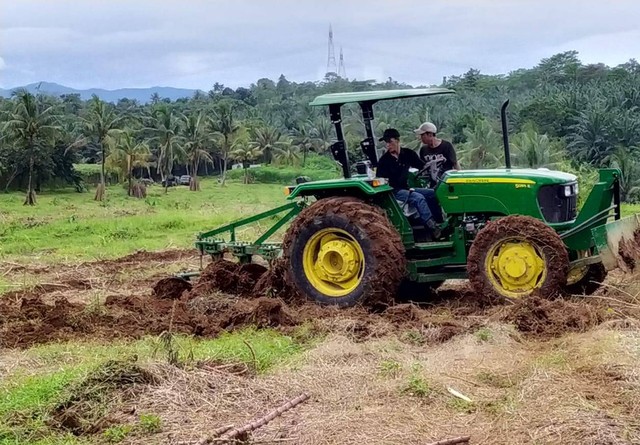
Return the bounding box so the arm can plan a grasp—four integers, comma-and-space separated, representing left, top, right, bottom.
376, 128, 441, 238
415, 122, 460, 188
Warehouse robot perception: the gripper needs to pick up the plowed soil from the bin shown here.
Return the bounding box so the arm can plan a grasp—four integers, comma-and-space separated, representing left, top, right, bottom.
0, 252, 621, 350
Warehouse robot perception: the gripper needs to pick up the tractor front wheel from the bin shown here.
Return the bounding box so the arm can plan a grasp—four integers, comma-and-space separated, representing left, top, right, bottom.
282, 196, 406, 307
467, 215, 569, 302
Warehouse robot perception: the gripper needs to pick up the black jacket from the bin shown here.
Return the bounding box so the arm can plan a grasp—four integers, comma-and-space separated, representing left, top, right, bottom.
376, 148, 425, 190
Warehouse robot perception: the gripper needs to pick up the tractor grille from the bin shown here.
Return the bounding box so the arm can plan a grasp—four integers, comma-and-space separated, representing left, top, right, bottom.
537, 183, 577, 223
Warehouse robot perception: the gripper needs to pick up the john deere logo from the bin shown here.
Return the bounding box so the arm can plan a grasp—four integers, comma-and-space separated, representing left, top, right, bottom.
515, 184, 532, 189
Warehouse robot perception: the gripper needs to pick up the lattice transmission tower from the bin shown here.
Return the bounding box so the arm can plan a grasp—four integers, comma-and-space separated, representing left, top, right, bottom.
325, 25, 338, 77
338, 47, 346, 78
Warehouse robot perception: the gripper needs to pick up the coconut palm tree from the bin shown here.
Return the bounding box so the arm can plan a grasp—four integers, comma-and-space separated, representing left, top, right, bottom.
83, 95, 125, 201
273, 144, 301, 166
208, 101, 241, 186
182, 112, 214, 190
251, 126, 287, 165
3, 89, 61, 205
512, 124, 563, 168
458, 118, 503, 169
610, 146, 640, 202
107, 129, 150, 196
230, 144, 264, 184
147, 105, 183, 193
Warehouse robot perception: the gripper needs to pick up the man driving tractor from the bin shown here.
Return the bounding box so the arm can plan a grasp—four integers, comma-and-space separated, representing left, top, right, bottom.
375, 128, 442, 239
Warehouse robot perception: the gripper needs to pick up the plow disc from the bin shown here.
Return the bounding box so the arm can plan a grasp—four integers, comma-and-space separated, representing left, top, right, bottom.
592, 214, 640, 272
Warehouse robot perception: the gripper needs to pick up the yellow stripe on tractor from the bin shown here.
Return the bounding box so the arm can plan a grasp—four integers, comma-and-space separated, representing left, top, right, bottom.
445, 178, 536, 185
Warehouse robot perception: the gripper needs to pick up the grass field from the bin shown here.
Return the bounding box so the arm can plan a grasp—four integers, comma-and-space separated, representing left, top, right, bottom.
0, 180, 285, 263
1, 180, 640, 445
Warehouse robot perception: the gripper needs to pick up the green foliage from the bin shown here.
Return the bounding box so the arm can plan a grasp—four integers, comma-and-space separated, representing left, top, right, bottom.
474, 327, 493, 342
377, 360, 402, 378
226, 164, 339, 184
138, 414, 162, 434
401, 364, 432, 398
102, 425, 133, 443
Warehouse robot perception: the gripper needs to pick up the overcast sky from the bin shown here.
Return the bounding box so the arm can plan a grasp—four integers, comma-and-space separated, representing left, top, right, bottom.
1, 0, 639, 91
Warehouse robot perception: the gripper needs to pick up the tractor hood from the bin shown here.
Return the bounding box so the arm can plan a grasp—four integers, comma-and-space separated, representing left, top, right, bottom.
442, 168, 577, 186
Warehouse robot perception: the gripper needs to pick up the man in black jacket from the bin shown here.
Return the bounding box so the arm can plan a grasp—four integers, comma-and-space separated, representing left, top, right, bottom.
375, 128, 441, 237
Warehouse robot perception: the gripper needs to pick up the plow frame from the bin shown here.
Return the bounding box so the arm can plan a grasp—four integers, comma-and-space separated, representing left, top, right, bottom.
194, 201, 306, 264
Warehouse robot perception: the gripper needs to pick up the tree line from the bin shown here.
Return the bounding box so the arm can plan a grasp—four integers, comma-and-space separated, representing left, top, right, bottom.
1, 50, 639, 205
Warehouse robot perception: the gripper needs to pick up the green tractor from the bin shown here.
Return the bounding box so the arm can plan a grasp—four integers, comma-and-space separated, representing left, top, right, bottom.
190, 88, 640, 306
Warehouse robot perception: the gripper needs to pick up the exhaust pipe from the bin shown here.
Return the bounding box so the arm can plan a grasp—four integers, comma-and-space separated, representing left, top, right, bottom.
501, 100, 511, 169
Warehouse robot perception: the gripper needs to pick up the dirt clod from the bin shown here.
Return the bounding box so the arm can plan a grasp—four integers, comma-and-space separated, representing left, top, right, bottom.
222, 297, 298, 329
153, 277, 192, 300
503, 295, 603, 338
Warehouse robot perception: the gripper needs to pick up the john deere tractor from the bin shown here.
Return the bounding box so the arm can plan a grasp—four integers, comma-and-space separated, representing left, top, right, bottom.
189, 88, 640, 306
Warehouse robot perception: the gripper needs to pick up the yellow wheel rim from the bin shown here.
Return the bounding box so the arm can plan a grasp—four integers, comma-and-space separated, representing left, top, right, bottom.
302, 228, 365, 298
485, 238, 546, 299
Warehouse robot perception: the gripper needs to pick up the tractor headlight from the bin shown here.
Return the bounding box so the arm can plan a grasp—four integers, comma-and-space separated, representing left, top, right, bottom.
575, 183, 579, 195
563, 185, 573, 197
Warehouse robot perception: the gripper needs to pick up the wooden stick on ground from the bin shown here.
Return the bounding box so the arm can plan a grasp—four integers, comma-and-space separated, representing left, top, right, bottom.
220, 393, 310, 441
194, 425, 234, 445
425, 436, 471, 445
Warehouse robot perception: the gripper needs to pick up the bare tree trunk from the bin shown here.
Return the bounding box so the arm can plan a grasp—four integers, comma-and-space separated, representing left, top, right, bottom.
220, 154, 228, 187
95, 140, 106, 201
5, 167, 19, 192
189, 160, 199, 191
24, 155, 36, 206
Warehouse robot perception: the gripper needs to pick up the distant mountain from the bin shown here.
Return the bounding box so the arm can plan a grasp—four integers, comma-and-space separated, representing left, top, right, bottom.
0, 81, 200, 103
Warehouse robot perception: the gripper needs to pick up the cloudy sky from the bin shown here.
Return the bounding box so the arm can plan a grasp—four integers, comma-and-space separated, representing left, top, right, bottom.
1, 0, 639, 91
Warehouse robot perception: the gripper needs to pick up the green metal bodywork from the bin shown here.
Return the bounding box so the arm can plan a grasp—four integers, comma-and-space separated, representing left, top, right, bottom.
286, 177, 393, 199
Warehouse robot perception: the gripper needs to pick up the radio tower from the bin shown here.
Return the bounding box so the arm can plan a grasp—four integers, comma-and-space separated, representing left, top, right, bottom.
338, 47, 346, 78
325, 25, 338, 77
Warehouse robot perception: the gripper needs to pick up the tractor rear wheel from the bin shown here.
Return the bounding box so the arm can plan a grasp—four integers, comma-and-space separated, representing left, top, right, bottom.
564, 262, 607, 295
467, 215, 569, 302
282, 196, 406, 307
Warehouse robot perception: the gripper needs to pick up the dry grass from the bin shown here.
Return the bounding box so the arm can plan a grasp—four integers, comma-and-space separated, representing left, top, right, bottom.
122, 323, 639, 445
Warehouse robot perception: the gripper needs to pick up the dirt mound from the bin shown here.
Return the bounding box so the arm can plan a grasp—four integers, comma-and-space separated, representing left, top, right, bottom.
184, 260, 269, 299
221, 297, 298, 329
49, 358, 156, 435
152, 277, 192, 300
0, 296, 86, 348
253, 258, 299, 300
503, 295, 603, 338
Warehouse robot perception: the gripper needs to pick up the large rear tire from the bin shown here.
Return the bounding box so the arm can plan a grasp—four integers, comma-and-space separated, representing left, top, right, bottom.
282, 196, 406, 307
467, 215, 569, 302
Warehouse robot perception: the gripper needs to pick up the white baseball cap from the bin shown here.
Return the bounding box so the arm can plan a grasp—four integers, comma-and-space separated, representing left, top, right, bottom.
414, 122, 437, 135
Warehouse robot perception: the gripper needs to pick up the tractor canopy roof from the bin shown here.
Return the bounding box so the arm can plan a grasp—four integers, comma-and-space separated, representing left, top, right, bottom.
309, 88, 455, 107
